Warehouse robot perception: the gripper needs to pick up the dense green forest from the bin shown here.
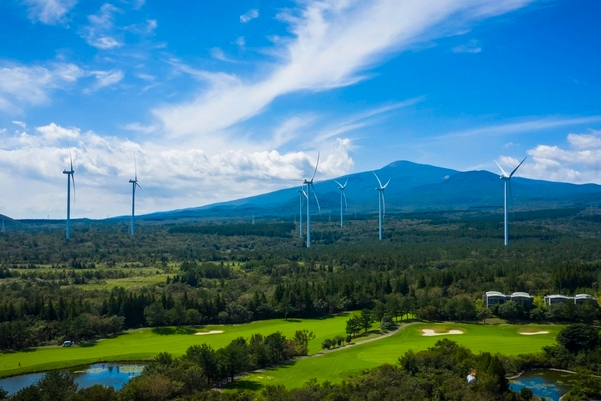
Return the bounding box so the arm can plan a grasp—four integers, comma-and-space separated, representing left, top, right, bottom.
1, 209, 601, 349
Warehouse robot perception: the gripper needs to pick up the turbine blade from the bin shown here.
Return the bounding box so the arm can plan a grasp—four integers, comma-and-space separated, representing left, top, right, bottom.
334, 180, 342, 188
509, 156, 527, 178
136, 182, 142, 190
134, 154, 138, 181
382, 179, 391, 189
302, 190, 308, 198
312, 184, 321, 212
310, 152, 320, 182
342, 190, 348, 211
373, 172, 383, 188
494, 160, 509, 177
343, 179, 348, 188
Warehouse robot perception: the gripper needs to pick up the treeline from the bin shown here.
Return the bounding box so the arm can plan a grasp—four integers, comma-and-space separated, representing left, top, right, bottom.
168, 222, 296, 237
6, 329, 315, 401
5, 339, 540, 401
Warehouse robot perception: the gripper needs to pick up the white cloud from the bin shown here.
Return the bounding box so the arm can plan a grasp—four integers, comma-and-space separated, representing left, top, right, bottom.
0, 62, 84, 110
12, 121, 27, 129
22, 0, 77, 25
452, 39, 482, 53
511, 129, 601, 184
124, 123, 157, 134
36, 122, 79, 140
436, 116, 601, 141
80, 4, 123, 49
88, 69, 124, 91
236, 36, 246, 47
240, 9, 259, 23
155, 0, 535, 138
135, 73, 155, 81
0, 122, 354, 218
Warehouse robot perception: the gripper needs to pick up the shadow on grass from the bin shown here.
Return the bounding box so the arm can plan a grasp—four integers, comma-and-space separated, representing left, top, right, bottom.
225, 379, 264, 391
151, 327, 197, 335
77, 340, 99, 348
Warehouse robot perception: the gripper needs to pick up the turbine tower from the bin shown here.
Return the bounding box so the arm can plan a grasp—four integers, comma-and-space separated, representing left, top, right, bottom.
303, 153, 321, 248
495, 157, 527, 246
297, 185, 307, 237
373, 172, 390, 241
63, 148, 75, 240
129, 157, 141, 236
335, 180, 348, 227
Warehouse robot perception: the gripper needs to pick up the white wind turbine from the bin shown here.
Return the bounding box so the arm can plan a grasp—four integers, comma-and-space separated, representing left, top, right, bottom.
303, 153, 321, 248
297, 185, 307, 238
129, 156, 142, 236
334, 179, 348, 228
373, 172, 390, 241
495, 156, 527, 246
63, 147, 75, 240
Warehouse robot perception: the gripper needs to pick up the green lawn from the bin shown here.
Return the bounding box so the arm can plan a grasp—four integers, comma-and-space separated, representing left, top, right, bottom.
0, 314, 354, 378
234, 322, 564, 391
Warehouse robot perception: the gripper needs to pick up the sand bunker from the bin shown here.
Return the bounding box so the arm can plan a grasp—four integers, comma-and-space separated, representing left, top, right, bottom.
195, 330, 224, 336
421, 329, 463, 336
519, 331, 549, 335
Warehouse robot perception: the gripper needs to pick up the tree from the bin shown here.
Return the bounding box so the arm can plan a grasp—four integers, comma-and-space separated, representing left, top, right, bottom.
185, 344, 219, 385
72, 385, 116, 401
218, 337, 250, 382
497, 300, 520, 320
185, 309, 202, 325
359, 309, 373, 333
36, 370, 78, 401
144, 302, 166, 327
293, 329, 315, 356
0, 387, 7, 400
345, 315, 362, 337
321, 339, 332, 350
557, 323, 600, 353
168, 302, 186, 328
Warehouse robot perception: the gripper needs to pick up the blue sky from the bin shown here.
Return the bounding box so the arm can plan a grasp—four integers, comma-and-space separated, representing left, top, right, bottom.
0, 0, 600, 218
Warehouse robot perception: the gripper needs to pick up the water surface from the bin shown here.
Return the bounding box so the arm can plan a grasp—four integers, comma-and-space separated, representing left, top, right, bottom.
510, 369, 578, 401
0, 363, 145, 396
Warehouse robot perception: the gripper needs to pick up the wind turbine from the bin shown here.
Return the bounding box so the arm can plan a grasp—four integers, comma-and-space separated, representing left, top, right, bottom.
129, 156, 142, 236
495, 157, 527, 246
373, 172, 390, 241
297, 185, 307, 238
63, 147, 75, 240
334, 179, 348, 227
303, 153, 321, 248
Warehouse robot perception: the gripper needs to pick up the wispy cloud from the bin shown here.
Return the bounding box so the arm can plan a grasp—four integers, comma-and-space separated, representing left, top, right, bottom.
240, 9, 259, 23
435, 116, 601, 141
80, 4, 123, 49
87, 69, 124, 91
452, 39, 482, 53
22, 0, 77, 25
0, 62, 84, 111
155, 0, 535, 138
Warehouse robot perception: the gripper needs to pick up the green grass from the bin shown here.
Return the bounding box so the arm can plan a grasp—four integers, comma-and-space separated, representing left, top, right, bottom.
69, 274, 172, 290
233, 322, 564, 391
0, 314, 355, 378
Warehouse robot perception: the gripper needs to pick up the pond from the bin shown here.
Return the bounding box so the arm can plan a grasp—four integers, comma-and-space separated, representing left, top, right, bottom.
510, 369, 579, 401
0, 363, 146, 396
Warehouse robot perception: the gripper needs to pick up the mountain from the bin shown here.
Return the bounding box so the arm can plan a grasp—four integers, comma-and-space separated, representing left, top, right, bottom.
142, 161, 601, 220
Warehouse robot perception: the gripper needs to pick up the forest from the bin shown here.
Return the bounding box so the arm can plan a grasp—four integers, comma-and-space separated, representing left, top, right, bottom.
1, 209, 601, 349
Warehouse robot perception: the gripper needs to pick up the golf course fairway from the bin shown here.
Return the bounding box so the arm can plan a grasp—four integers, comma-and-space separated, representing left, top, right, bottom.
235, 323, 563, 390
0, 314, 355, 378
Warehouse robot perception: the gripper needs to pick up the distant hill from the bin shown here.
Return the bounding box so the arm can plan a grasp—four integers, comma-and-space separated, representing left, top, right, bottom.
141, 160, 601, 220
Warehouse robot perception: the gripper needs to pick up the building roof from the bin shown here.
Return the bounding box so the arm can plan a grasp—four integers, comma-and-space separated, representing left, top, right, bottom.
575, 294, 596, 299
544, 294, 570, 299
511, 292, 533, 298
486, 291, 506, 297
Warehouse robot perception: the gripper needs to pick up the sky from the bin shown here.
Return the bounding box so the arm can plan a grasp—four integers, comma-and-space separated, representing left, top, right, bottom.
1, 0, 600, 219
